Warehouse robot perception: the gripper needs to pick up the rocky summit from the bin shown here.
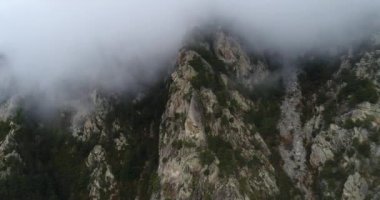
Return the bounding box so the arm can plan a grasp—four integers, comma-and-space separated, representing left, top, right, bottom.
1, 29, 380, 200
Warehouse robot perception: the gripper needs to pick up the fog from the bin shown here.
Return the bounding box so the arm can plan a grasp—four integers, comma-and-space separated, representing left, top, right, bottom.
0, 0, 379, 106
217, 1, 380, 53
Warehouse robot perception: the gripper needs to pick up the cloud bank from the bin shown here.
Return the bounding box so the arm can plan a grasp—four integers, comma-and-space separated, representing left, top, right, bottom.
217, 0, 380, 53
0, 0, 379, 104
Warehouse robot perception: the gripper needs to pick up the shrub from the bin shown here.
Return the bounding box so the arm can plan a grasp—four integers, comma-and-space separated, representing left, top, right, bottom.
369, 132, 379, 143
298, 55, 340, 96
244, 100, 281, 136
297, 55, 341, 124
353, 139, 371, 157
358, 142, 371, 157
221, 115, 229, 125
205, 135, 258, 178
247, 155, 262, 169
250, 78, 285, 101
182, 140, 197, 148
207, 135, 236, 176
323, 102, 338, 125
343, 116, 373, 130
319, 159, 347, 194
338, 78, 378, 105
172, 140, 183, 149
199, 150, 215, 166
172, 139, 197, 150
190, 56, 222, 91
187, 45, 227, 73
215, 89, 229, 107
150, 173, 160, 193
0, 121, 11, 141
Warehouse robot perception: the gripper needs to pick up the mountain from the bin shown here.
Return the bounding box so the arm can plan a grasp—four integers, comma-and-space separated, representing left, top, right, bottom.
1, 29, 380, 200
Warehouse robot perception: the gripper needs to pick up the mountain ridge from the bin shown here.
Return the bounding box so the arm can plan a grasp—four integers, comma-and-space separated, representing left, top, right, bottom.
0, 29, 380, 200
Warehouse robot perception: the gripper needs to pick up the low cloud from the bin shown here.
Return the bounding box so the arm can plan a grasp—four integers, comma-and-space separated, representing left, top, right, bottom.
0, 0, 379, 105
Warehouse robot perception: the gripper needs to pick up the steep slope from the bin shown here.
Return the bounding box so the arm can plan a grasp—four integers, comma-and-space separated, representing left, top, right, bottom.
0, 85, 169, 199
297, 45, 380, 200
0, 29, 379, 200
156, 30, 281, 199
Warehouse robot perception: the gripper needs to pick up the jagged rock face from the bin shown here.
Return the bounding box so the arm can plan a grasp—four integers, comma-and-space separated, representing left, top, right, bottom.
86, 145, 117, 200
0, 124, 22, 179
0, 29, 380, 200
214, 31, 269, 89
0, 96, 20, 121
0, 86, 166, 199
278, 67, 314, 199
157, 32, 279, 200
296, 44, 380, 199
342, 172, 368, 200
156, 31, 380, 200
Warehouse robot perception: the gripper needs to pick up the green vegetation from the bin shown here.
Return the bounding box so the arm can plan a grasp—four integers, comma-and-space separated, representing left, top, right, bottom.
369, 131, 379, 143
221, 115, 229, 125
297, 54, 341, 124
353, 138, 371, 157
186, 38, 227, 74
188, 53, 230, 110
250, 79, 285, 101
298, 55, 341, 97
323, 101, 338, 125
268, 146, 303, 199
317, 159, 347, 199
189, 57, 210, 90
204, 136, 257, 178
189, 56, 227, 97
0, 110, 91, 200
191, 46, 226, 73
0, 82, 169, 200
314, 147, 354, 199
206, 135, 239, 177
338, 77, 378, 105
244, 100, 281, 137
199, 150, 215, 166
275, 165, 303, 199
150, 173, 161, 193
242, 78, 283, 140
0, 120, 11, 141
172, 139, 197, 150
108, 83, 169, 199
238, 177, 250, 196
320, 160, 347, 181
343, 116, 374, 130
215, 87, 229, 107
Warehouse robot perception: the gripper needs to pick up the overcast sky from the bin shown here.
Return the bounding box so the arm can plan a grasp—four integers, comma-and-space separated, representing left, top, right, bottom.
0, 0, 379, 104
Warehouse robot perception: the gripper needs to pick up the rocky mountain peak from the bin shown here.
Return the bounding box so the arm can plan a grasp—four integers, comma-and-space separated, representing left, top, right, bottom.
0, 29, 380, 200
